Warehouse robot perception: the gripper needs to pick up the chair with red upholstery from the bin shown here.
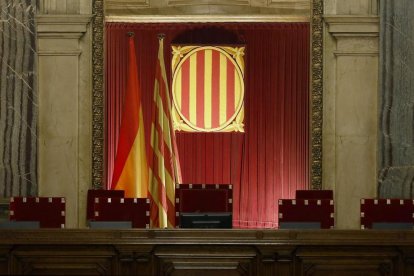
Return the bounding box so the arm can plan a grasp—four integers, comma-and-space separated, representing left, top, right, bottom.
87, 189, 125, 221
175, 184, 233, 228
278, 197, 334, 229
296, 190, 333, 200
9, 197, 66, 228
93, 197, 150, 228
360, 198, 414, 229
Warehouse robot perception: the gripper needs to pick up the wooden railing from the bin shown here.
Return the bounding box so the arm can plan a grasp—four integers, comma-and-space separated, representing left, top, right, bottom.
1, 229, 413, 275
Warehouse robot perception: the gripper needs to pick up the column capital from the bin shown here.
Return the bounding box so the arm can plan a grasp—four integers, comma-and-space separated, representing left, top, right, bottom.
36, 15, 92, 39
324, 15, 379, 37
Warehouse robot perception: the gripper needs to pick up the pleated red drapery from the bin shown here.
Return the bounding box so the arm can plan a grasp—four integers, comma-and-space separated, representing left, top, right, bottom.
105, 22, 310, 228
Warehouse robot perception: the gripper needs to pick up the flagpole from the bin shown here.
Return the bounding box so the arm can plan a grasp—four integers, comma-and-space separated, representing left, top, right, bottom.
156, 33, 183, 185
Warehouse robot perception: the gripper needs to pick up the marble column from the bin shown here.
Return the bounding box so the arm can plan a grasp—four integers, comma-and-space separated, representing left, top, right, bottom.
378, 0, 414, 198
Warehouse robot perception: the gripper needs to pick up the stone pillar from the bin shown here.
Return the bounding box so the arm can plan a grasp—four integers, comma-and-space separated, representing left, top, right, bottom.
323, 16, 379, 228
37, 14, 92, 228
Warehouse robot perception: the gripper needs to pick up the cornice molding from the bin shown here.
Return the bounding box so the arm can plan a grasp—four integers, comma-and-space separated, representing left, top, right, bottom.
37, 50, 82, 56
106, 0, 149, 10
324, 15, 379, 36
36, 15, 92, 38
168, 0, 250, 5
333, 50, 379, 57
106, 14, 310, 22
268, 0, 310, 9
105, 3, 310, 17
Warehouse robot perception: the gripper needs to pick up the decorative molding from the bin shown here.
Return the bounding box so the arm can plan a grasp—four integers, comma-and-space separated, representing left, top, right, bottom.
106, 0, 149, 10
324, 16, 379, 37
267, 0, 310, 9
37, 50, 82, 56
333, 51, 379, 57
36, 15, 91, 39
310, 0, 323, 190
36, 15, 92, 24
92, 0, 105, 189
106, 14, 310, 22
4, 229, 414, 244
168, 0, 249, 5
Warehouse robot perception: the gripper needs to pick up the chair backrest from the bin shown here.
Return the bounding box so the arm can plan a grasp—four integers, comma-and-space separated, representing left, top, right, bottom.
87, 189, 124, 220
93, 197, 150, 228
278, 199, 334, 229
175, 184, 233, 212
360, 199, 414, 229
9, 197, 65, 228
175, 184, 233, 227
296, 190, 333, 200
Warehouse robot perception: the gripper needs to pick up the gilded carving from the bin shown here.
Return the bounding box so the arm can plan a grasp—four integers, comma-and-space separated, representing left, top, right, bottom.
92, 0, 105, 189
93, 0, 323, 190
311, 0, 323, 189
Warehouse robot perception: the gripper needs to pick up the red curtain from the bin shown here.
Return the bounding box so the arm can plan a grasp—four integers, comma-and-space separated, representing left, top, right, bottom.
105, 22, 309, 228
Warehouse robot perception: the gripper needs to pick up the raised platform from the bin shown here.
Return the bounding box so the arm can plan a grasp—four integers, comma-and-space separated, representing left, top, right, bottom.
1, 229, 413, 275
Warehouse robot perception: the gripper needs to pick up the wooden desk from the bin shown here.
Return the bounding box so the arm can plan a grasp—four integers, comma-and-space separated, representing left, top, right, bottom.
0, 229, 413, 275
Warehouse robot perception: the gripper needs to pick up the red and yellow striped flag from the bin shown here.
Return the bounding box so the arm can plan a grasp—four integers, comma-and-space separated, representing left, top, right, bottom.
111, 34, 149, 198
149, 36, 182, 228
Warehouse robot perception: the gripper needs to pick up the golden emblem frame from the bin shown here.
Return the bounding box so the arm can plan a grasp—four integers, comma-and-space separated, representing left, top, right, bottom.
171, 45, 245, 132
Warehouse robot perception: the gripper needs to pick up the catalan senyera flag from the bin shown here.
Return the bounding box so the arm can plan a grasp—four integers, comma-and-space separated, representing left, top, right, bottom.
171, 46, 245, 132
149, 36, 182, 228
111, 34, 149, 198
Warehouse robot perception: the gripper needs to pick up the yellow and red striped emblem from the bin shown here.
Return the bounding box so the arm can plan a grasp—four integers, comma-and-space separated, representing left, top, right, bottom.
172, 46, 245, 132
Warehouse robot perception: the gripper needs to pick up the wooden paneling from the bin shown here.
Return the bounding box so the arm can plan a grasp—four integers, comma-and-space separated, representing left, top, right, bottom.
155, 245, 256, 275
10, 245, 116, 275
295, 247, 399, 275
0, 229, 414, 275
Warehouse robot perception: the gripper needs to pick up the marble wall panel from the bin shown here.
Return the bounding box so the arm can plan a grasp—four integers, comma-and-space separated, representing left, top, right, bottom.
0, 0, 37, 197
379, 0, 414, 198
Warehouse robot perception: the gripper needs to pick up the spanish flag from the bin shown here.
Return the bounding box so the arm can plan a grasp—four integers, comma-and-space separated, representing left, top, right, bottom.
111, 33, 149, 198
